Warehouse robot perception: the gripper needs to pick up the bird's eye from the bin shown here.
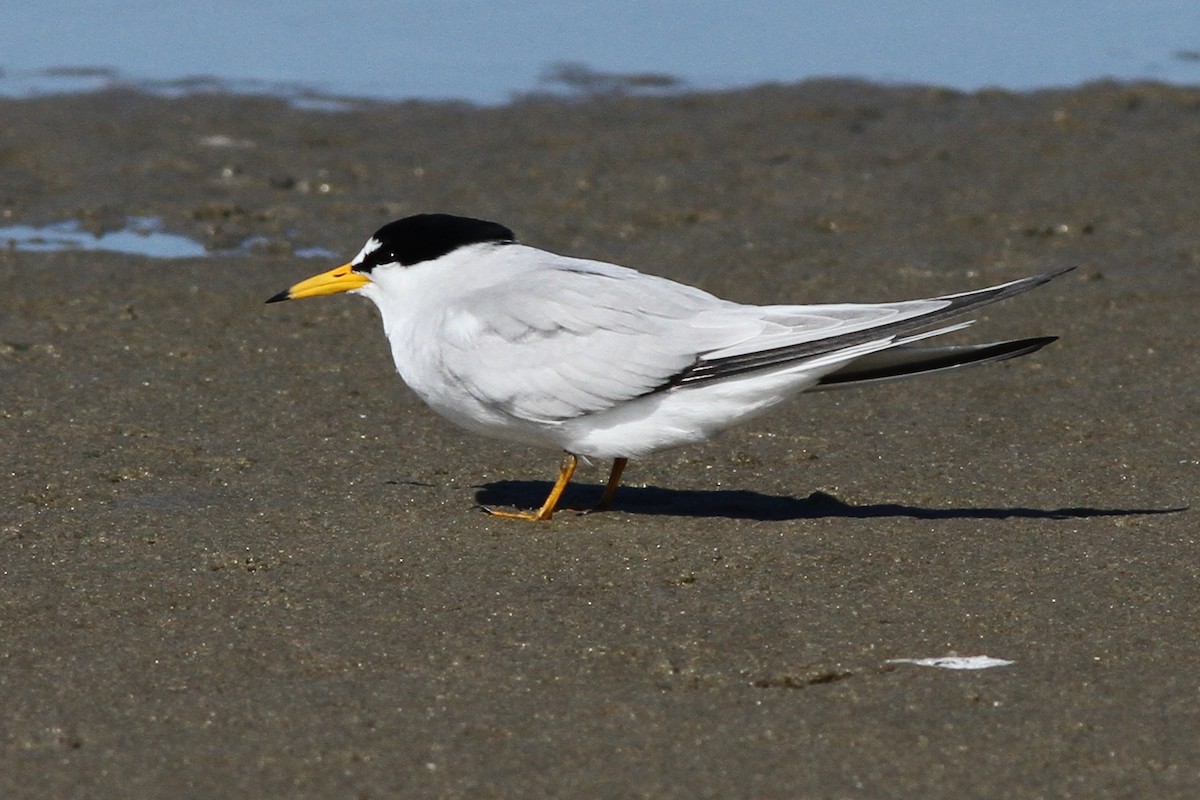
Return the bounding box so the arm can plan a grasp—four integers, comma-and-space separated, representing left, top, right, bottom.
356, 250, 394, 273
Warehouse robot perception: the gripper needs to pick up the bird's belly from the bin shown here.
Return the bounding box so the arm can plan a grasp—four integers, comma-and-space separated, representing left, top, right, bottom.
398, 362, 571, 451
391, 327, 823, 459
563, 369, 824, 459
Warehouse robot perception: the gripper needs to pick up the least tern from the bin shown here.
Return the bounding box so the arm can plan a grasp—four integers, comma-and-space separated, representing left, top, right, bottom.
268, 214, 1069, 520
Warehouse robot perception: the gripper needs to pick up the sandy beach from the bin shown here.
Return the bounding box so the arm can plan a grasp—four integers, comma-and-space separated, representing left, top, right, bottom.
1, 80, 1197, 797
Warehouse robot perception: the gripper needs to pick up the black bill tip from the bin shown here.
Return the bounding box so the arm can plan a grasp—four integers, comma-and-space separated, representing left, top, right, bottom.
265, 290, 291, 304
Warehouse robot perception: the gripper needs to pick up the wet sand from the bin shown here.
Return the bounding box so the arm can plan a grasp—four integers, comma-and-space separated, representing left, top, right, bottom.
1, 81, 1197, 798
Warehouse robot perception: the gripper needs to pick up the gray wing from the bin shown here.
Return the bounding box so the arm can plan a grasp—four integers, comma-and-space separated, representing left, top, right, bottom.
436, 261, 743, 423
437, 258, 1069, 423
666, 268, 1071, 388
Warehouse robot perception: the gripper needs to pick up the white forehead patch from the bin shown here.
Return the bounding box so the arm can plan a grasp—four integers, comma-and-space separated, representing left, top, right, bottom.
351, 237, 381, 266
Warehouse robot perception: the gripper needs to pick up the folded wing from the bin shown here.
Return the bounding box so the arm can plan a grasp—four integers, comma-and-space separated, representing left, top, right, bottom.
438, 259, 1070, 424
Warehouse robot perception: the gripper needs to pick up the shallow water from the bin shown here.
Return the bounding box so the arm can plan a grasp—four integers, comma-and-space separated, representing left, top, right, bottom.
0, 218, 337, 259
2, 1, 1198, 105
0, 218, 207, 259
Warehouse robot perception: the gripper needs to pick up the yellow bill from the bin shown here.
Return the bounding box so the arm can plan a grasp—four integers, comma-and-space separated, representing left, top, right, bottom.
266, 263, 370, 303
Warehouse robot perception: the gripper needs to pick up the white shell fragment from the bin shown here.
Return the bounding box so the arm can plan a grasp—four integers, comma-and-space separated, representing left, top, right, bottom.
887, 655, 1015, 670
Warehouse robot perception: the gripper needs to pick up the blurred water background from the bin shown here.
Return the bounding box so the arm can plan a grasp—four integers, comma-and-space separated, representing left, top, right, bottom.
2, 1, 1198, 105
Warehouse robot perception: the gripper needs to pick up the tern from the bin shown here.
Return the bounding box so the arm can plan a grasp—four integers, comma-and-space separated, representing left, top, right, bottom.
269, 214, 1068, 520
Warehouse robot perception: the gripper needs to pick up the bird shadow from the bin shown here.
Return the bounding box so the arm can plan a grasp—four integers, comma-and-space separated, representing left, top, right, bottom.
474, 481, 1187, 522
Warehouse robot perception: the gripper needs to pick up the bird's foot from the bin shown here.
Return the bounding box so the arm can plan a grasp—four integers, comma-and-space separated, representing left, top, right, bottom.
480, 505, 556, 521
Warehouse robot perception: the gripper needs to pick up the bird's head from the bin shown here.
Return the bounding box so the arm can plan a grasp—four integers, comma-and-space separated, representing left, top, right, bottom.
266, 214, 516, 304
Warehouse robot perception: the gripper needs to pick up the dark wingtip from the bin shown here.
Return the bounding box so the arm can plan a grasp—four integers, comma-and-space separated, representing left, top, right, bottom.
265, 290, 290, 304
975, 335, 1060, 361
1038, 265, 1076, 283
816, 335, 1062, 388
1013, 265, 1075, 294
1024, 335, 1060, 351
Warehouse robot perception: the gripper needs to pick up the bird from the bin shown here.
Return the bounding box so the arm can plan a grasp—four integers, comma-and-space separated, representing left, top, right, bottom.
268, 213, 1069, 521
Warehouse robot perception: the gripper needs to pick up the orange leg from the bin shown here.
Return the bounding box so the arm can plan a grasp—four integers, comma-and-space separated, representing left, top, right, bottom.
485, 453, 578, 521
590, 457, 628, 513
